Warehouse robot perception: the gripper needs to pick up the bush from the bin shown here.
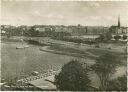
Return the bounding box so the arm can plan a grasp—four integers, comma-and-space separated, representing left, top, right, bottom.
114, 35, 121, 41
91, 53, 122, 90
107, 75, 127, 91
55, 59, 91, 91
122, 35, 127, 40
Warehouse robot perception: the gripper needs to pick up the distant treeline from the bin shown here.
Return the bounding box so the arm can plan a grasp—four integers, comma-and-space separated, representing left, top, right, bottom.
52, 36, 96, 45
1, 26, 71, 37
1, 24, 110, 37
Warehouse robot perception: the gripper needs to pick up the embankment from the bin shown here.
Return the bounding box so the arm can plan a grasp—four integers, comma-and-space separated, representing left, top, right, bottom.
39, 46, 98, 59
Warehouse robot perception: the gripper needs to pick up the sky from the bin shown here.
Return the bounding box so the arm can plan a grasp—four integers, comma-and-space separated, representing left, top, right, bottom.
1, 1, 128, 26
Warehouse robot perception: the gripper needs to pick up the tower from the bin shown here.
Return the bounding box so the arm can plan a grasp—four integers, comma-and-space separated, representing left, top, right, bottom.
118, 15, 120, 28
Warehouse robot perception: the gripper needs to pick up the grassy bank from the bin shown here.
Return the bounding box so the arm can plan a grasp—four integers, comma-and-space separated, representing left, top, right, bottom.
45, 44, 98, 59
46, 43, 126, 62
40, 46, 91, 59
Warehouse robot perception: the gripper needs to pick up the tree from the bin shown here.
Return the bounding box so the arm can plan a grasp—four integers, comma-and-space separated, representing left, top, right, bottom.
6, 28, 11, 38
95, 32, 112, 43
91, 53, 122, 90
114, 35, 121, 41
122, 35, 127, 40
105, 32, 112, 41
107, 74, 127, 91
96, 34, 105, 42
27, 26, 39, 37
55, 59, 91, 91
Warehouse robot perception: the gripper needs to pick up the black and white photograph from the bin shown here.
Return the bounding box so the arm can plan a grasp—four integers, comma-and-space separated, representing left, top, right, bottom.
0, 0, 128, 91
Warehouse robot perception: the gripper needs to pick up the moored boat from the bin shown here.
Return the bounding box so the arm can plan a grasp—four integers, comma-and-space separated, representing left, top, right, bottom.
16, 46, 24, 49
24, 45, 29, 48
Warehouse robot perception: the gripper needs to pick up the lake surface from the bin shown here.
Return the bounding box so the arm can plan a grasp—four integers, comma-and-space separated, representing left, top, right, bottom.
1, 42, 74, 80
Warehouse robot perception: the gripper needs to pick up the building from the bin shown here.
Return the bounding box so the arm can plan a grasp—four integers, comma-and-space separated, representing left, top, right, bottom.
110, 15, 127, 35
109, 15, 127, 41
35, 27, 46, 32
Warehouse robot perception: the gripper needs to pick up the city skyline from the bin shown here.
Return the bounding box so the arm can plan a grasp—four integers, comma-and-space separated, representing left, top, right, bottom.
1, 1, 128, 26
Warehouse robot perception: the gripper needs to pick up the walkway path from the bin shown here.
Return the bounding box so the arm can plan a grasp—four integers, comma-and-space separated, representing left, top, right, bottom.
17, 69, 60, 83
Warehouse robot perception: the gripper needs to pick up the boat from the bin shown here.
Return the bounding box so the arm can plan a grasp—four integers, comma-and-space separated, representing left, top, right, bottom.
24, 45, 29, 48
16, 39, 25, 49
16, 45, 29, 49
16, 46, 24, 49
16, 32, 29, 49
32, 71, 39, 76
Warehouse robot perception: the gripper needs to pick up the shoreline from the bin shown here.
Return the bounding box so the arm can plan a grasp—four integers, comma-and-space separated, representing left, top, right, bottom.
39, 46, 98, 59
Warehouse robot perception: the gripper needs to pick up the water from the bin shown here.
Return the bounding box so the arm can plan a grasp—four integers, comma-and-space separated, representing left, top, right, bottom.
1, 42, 74, 80
81, 35, 100, 38
72, 35, 100, 39
1, 42, 126, 88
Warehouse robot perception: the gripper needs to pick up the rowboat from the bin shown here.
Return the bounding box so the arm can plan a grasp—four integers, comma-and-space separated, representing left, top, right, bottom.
16, 46, 24, 49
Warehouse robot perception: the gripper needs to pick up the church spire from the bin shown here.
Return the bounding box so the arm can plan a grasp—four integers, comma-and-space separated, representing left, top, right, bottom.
118, 15, 120, 28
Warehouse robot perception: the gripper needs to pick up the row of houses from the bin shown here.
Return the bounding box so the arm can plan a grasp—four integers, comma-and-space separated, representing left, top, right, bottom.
1, 16, 128, 37
34, 25, 110, 36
